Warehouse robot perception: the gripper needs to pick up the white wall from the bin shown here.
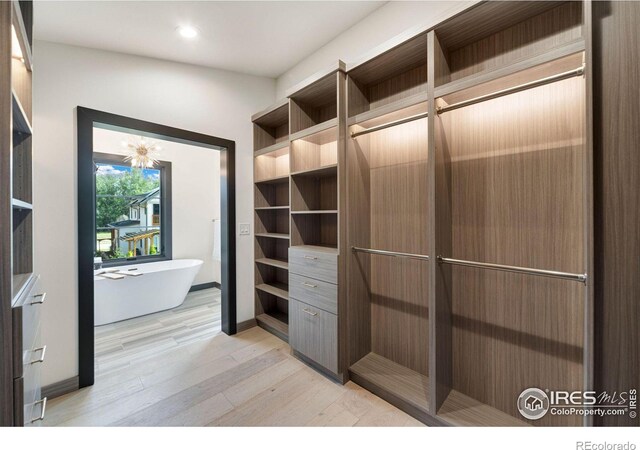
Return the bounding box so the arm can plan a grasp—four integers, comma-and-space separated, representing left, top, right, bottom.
33, 41, 275, 385
276, 0, 474, 97
93, 128, 222, 286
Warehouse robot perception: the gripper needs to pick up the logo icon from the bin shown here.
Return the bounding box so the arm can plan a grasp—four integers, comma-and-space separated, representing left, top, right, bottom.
517, 388, 550, 420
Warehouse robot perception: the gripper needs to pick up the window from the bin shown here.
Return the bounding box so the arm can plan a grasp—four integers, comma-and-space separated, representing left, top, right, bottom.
94, 152, 172, 264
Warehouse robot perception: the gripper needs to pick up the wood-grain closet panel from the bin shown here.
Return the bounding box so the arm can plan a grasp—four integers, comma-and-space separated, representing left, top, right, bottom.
367, 119, 429, 375
438, 76, 586, 426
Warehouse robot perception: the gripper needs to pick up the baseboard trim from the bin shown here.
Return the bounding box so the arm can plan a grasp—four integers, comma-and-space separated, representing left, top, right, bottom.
237, 318, 257, 333
189, 281, 221, 292
42, 376, 80, 400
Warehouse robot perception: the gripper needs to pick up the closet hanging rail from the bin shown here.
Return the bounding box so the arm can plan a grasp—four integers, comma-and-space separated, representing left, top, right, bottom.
437, 256, 587, 283
352, 246, 430, 261
436, 65, 585, 114
350, 112, 429, 138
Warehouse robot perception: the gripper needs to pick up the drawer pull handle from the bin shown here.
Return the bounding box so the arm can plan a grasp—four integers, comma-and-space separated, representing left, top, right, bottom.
29, 293, 46, 305
302, 308, 318, 317
30, 345, 47, 365
303, 255, 318, 260
30, 397, 47, 423
302, 282, 317, 288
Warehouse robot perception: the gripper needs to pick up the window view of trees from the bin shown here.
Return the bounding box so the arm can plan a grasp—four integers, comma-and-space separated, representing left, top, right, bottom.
95, 162, 161, 260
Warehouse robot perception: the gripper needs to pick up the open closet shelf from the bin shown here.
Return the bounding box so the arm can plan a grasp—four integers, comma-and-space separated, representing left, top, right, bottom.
254, 140, 288, 157
11, 1, 33, 70
348, 92, 428, 127
256, 312, 288, 339
12, 93, 32, 135
255, 205, 289, 211
255, 257, 289, 270
434, 38, 585, 99
289, 118, 337, 142
291, 210, 337, 215
349, 353, 429, 413
255, 232, 290, 240
11, 198, 32, 210
255, 282, 289, 301
349, 102, 428, 139
437, 390, 530, 427
290, 164, 337, 178
254, 174, 289, 185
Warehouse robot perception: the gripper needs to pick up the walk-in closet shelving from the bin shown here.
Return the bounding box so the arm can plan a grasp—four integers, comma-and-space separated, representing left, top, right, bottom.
253, 100, 291, 341
430, 0, 590, 427
346, 29, 432, 422
2, 0, 45, 427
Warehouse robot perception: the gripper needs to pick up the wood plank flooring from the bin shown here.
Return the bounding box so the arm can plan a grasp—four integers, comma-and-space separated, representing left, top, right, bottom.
44, 288, 422, 426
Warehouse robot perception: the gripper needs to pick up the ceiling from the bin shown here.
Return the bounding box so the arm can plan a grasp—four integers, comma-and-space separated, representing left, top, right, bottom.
34, 1, 385, 78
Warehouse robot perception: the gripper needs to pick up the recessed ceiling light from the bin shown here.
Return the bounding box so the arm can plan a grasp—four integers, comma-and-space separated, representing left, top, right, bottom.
177, 25, 198, 39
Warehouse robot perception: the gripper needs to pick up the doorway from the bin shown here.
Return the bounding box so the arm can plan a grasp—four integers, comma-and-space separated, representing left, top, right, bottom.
77, 107, 236, 388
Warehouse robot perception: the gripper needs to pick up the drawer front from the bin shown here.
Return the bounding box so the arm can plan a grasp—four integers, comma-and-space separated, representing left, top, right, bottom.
289, 248, 337, 284
13, 377, 24, 426
22, 346, 43, 427
12, 276, 43, 379
289, 273, 337, 314
289, 299, 338, 374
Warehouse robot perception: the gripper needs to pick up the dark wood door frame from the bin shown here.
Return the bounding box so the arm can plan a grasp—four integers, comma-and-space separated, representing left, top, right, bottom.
77, 107, 236, 388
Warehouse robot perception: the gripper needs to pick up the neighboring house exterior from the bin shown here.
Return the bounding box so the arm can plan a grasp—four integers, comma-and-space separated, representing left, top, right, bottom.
105, 188, 161, 257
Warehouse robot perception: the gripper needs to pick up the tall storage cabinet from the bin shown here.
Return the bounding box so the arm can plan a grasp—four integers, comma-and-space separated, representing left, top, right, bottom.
1, 0, 46, 426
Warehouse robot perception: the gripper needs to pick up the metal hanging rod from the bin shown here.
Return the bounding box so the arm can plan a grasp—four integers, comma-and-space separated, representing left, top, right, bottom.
437, 65, 585, 115
352, 246, 430, 261
437, 256, 587, 283
350, 112, 429, 138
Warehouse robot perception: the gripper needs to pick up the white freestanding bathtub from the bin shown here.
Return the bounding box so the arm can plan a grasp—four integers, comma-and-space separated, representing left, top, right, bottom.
94, 259, 203, 326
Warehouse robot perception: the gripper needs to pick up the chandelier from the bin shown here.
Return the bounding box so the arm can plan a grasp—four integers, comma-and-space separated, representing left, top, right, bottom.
123, 136, 160, 169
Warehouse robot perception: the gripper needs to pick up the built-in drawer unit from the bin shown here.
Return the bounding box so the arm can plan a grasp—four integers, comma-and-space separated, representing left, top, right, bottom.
11, 275, 46, 426
289, 298, 338, 374
289, 273, 337, 314
12, 275, 44, 379
289, 246, 337, 284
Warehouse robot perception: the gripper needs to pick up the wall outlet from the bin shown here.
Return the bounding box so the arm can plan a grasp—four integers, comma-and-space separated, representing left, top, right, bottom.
238, 223, 250, 236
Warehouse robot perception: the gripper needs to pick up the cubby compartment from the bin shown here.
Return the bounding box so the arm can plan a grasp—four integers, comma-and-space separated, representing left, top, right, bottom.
253, 101, 289, 153
290, 127, 337, 174
255, 234, 289, 264
290, 167, 337, 212
255, 180, 289, 209
347, 32, 428, 120
289, 73, 338, 137
433, 1, 583, 88
12, 209, 33, 300
255, 208, 290, 237
255, 291, 289, 341
291, 213, 337, 249
254, 146, 289, 183
12, 131, 31, 204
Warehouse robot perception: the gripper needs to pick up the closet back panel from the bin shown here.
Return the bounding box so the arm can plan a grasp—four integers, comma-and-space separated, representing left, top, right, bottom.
438, 2, 583, 84
439, 76, 586, 426
367, 120, 429, 375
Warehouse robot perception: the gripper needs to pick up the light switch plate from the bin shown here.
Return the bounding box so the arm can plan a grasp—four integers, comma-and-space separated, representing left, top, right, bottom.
238, 223, 250, 236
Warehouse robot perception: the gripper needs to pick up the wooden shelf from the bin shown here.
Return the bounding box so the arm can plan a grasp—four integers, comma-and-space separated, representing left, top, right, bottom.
12, 92, 32, 135
254, 174, 289, 185
289, 118, 338, 142
256, 282, 289, 301
256, 312, 289, 341
255, 258, 289, 270
349, 352, 430, 414
255, 232, 290, 240
255, 206, 289, 211
434, 38, 585, 99
254, 140, 289, 157
290, 164, 337, 178
291, 210, 337, 215
11, 1, 33, 71
437, 389, 530, 427
12, 273, 33, 306
11, 198, 32, 210
348, 92, 428, 126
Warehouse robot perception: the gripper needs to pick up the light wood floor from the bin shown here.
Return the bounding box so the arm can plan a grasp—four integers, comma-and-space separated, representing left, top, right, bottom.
44, 288, 423, 427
